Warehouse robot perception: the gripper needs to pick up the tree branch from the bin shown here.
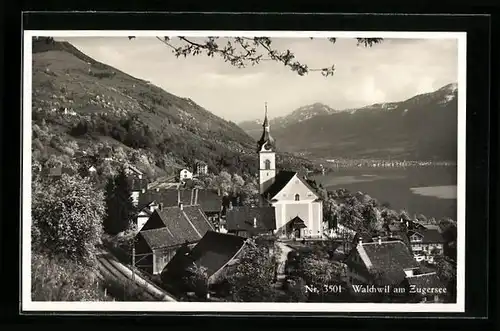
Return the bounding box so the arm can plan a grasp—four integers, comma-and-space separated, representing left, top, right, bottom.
128, 36, 383, 77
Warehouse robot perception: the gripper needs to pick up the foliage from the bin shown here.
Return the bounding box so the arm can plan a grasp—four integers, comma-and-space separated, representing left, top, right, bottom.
434, 255, 457, 302
32, 173, 105, 266
293, 255, 344, 293
31, 251, 108, 301
184, 263, 210, 298
222, 240, 278, 302
140, 36, 383, 77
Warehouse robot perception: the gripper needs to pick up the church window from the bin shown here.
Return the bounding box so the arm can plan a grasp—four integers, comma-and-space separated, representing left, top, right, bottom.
295, 194, 300, 201
264, 159, 271, 170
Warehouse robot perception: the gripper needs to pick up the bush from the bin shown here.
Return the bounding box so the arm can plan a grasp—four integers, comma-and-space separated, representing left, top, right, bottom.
32, 251, 107, 301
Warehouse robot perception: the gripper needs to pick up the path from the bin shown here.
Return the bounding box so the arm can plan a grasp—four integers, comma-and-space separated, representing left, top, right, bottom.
274, 242, 294, 288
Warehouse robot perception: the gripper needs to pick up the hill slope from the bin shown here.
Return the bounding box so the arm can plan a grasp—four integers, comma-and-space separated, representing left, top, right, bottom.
239, 84, 458, 161
31, 38, 317, 179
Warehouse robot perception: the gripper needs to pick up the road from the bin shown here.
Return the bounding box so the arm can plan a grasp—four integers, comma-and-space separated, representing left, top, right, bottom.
96, 249, 177, 301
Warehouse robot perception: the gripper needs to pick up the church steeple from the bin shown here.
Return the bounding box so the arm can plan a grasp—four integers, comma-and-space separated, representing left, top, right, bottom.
257, 102, 275, 152
257, 102, 277, 194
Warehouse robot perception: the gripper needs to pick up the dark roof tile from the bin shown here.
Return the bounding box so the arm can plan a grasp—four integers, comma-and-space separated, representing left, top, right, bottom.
139, 205, 214, 249
162, 231, 247, 280
226, 206, 276, 235
359, 240, 419, 285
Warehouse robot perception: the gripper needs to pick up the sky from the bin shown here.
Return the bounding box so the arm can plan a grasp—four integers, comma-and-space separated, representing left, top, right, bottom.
57, 36, 458, 122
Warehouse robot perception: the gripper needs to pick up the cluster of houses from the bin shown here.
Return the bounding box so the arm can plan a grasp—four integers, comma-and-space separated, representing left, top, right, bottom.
37, 105, 453, 302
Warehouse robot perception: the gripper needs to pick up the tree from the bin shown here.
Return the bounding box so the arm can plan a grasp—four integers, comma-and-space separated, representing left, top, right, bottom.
184, 263, 210, 299
222, 240, 278, 302
130, 36, 383, 77
32, 173, 105, 266
231, 173, 245, 194
31, 251, 108, 301
435, 256, 457, 303
293, 254, 346, 302
104, 168, 136, 235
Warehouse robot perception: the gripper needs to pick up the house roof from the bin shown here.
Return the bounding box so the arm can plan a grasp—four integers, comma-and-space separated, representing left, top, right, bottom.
226, 206, 276, 234
288, 216, 307, 229
161, 231, 247, 281
408, 228, 445, 244
139, 205, 215, 249
139, 228, 178, 250
356, 240, 419, 285
138, 188, 222, 213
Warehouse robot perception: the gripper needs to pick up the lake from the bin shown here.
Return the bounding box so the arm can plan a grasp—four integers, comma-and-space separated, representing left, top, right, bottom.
312, 166, 457, 220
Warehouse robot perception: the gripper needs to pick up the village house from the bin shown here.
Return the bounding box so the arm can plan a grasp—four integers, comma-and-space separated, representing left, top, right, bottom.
134, 204, 215, 275
179, 168, 194, 182
125, 164, 144, 179
160, 231, 248, 297
129, 177, 149, 207
135, 188, 223, 230
345, 237, 445, 302
255, 104, 324, 240
224, 205, 276, 238
194, 160, 208, 177
407, 225, 446, 264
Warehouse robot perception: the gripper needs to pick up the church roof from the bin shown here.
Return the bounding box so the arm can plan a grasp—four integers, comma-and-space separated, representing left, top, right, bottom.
262, 171, 319, 200
262, 171, 297, 200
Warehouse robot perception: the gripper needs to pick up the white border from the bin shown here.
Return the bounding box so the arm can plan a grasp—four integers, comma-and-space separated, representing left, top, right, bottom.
22, 30, 467, 313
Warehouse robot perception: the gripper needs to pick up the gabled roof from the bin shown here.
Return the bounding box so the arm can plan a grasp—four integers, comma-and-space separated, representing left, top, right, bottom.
139, 228, 178, 250
262, 171, 296, 199
161, 231, 247, 282
408, 228, 445, 244
138, 188, 222, 213
262, 170, 319, 201
139, 205, 215, 249
226, 206, 276, 234
354, 240, 419, 285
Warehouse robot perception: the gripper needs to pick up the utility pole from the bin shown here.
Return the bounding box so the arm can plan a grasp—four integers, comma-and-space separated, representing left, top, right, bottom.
131, 237, 136, 282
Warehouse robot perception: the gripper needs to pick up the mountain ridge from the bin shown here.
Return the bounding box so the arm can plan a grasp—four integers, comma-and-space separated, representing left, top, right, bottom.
238, 83, 458, 161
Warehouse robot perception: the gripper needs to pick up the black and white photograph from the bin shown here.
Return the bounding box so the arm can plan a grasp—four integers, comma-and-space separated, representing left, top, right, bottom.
22, 30, 466, 313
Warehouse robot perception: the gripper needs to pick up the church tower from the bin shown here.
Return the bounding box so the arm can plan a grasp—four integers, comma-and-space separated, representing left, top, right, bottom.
257, 102, 276, 194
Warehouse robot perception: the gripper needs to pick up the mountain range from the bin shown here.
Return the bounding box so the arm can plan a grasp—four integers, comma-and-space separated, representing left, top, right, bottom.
239, 84, 458, 161
31, 38, 318, 179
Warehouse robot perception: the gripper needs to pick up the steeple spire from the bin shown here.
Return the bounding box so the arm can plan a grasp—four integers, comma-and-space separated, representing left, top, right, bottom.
263, 101, 269, 129
257, 102, 275, 152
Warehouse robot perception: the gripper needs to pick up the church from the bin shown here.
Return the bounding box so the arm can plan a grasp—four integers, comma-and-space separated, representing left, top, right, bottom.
256, 103, 324, 239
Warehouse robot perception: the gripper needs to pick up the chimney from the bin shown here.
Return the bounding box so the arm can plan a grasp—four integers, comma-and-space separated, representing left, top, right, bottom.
179, 202, 184, 210
358, 237, 363, 245
229, 201, 233, 210
141, 188, 146, 194
217, 188, 221, 196
253, 217, 257, 228
156, 188, 160, 192
378, 236, 382, 245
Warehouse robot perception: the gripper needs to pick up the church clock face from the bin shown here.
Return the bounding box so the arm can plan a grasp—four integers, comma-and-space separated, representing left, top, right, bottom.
264, 143, 271, 150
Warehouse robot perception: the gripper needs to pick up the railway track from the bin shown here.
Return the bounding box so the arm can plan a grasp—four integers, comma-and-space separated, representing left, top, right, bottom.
96, 250, 177, 302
